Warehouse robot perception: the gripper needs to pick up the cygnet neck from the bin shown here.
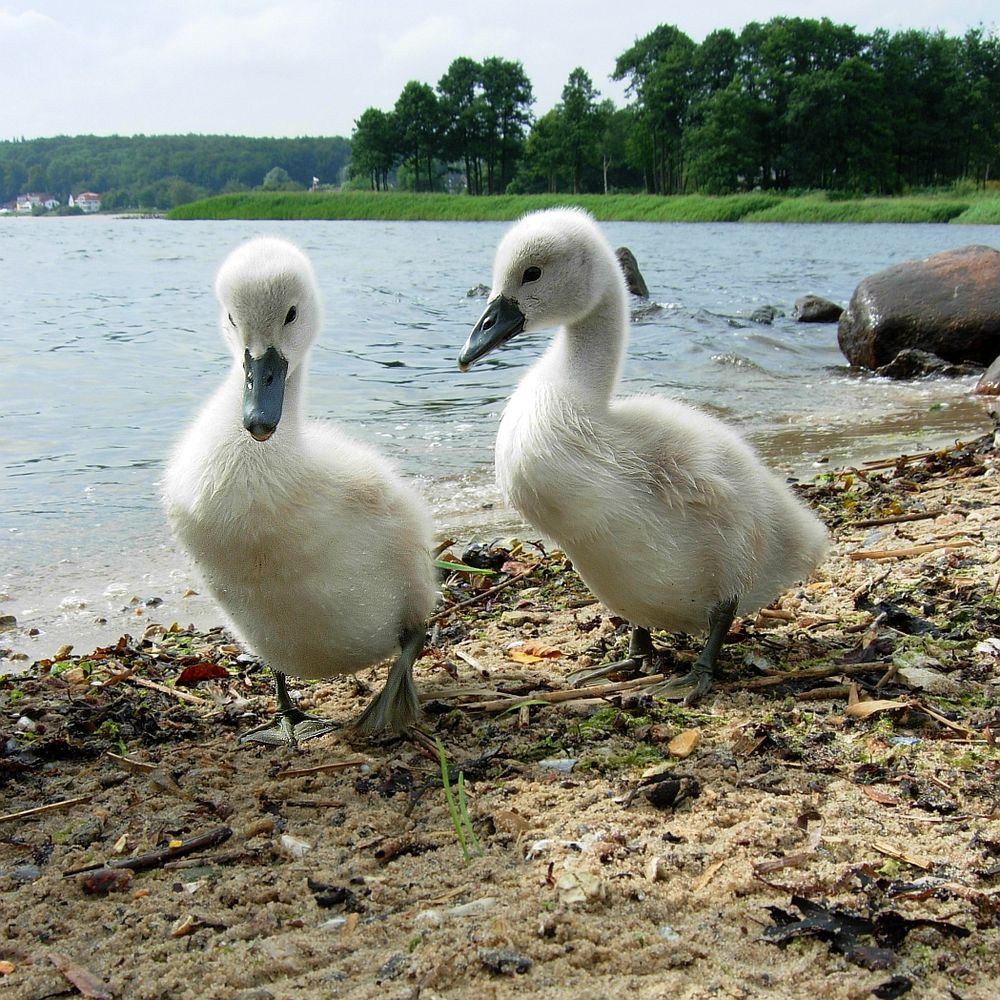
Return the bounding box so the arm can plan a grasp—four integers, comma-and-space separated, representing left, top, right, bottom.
540, 284, 628, 409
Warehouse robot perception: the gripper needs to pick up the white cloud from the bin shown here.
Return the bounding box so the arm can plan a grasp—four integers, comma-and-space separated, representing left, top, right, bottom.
1, 0, 997, 139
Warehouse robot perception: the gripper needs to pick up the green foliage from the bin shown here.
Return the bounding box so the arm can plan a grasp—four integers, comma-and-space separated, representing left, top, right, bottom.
0, 134, 350, 209
435, 738, 483, 861
167, 189, 999, 223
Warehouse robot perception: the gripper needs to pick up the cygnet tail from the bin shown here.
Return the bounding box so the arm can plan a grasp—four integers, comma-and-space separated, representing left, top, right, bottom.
354, 625, 424, 734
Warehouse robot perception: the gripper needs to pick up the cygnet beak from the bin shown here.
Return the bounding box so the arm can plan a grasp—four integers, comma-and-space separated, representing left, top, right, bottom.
458, 294, 526, 371
243, 346, 288, 441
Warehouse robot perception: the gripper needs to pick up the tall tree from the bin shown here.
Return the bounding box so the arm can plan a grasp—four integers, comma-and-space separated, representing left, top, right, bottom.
438, 57, 485, 194
394, 82, 441, 191
478, 57, 534, 193
350, 108, 398, 190
614, 24, 696, 193
558, 68, 603, 193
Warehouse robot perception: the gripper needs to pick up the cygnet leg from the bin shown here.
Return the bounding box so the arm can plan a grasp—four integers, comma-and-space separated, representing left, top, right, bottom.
239, 669, 338, 749
658, 596, 738, 706
354, 625, 425, 734
569, 626, 655, 688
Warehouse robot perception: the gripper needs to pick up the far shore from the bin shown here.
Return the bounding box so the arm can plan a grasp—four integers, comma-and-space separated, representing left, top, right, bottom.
166, 189, 1000, 224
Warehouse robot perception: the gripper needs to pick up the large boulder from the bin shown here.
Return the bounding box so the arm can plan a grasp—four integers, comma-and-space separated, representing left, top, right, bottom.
837, 244, 1000, 369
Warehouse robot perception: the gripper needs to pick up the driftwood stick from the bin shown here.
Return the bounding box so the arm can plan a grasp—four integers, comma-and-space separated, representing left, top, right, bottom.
100, 826, 232, 874
0, 795, 92, 825
847, 540, 971, 562
850, 510, 942, 528
128, 675, 205, 705
275, 759, 368, 779
459, 673, 668, 712
430, 569, 533, 622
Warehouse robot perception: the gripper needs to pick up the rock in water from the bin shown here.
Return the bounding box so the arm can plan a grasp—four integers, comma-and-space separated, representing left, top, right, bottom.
975, 355, 1000, 395
615, 247, 649, 298
793, 294, 843, 323
875, 348, 983, 380
837, 244, 1000, 370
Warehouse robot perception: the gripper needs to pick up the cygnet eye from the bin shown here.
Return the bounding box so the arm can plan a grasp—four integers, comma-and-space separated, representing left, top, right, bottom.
521, 266, 542, 284
284, 306, 298, 325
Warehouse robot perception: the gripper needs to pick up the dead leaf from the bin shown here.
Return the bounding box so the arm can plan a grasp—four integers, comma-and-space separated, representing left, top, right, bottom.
846, 699, 910, 720
176, 662, 229, 686
508, 642, 563, 664
862, 786, 899, 806
871, 840, 933, 870
49, 952, 114, 1000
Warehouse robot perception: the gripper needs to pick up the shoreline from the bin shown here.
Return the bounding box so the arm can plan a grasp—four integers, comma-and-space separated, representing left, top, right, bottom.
2, 414, 997, 672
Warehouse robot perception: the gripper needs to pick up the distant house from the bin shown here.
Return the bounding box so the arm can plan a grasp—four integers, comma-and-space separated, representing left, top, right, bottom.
16, 192, 60, 213
70, 191, 102, 213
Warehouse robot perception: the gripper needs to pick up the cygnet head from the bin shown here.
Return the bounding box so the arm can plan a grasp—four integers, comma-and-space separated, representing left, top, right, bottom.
215, 236, 322, 441
459, 208, 620, 370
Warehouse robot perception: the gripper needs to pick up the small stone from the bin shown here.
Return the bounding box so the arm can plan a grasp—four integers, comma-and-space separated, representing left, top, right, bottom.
12, 864, 42, 883
556, 869, 607, 906
667, 729, 700, 759
478, 947, 532, 976
375, 953, 408, 983
501, 610, 549, 626
538, 758, 577, 773
82, 868, 133, 894
645, 856, 668, 882
0, 614, 16, 631
278, 833, 312, 859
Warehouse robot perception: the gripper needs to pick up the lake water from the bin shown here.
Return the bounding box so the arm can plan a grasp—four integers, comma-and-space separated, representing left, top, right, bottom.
1, 215, 996, 664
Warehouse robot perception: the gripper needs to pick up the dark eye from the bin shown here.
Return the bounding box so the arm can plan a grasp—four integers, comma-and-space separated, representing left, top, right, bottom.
521, 266, 541, 284
284, 306, 298, 325
228, 313, 236, 327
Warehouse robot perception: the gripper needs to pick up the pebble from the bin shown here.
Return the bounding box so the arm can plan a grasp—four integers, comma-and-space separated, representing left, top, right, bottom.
12, 864, 42, 883
538, 758, 578, 773
501, 610, 549, 626
0, 614, 16, 631
278, 833, 313, 859
82, 868, 133, 894
478, 947, 532, 976
556, 869, 607, 906
645, 856, 668, 882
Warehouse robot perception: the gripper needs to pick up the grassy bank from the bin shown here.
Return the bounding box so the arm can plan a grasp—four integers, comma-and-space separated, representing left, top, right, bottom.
167, 189, 1000, 223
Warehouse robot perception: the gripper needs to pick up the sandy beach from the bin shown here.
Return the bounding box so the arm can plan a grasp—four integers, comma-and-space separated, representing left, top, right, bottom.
1, 425, 998, 1000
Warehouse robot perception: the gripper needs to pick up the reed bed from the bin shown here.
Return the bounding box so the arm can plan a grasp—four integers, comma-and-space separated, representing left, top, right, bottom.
167, 190, 1000, 224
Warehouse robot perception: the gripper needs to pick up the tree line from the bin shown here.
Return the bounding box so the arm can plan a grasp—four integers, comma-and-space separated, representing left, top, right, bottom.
352, 18, 1000, 196
0, 134, 350, 209
1, 17, 997, 209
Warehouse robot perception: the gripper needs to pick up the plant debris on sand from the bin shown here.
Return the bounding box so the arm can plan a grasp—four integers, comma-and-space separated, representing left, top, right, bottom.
2, 426, 999, 999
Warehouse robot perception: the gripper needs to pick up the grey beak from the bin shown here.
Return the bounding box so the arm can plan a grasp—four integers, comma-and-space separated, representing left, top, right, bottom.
458, 294, 526, 371
243, 346, 288, 441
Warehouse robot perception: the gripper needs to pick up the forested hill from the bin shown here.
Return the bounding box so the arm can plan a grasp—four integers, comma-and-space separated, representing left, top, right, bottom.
0, 134, 350, 210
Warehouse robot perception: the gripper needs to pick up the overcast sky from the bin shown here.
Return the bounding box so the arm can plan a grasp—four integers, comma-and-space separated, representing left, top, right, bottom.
2, 1, 997, 141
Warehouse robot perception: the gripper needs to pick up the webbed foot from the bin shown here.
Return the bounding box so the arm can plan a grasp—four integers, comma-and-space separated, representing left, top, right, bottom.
239, 709, 339, 748
239, 669, 337, 749
354, 625, 425, 734
569, 626, 655, 687
654, 661, 715, 706
654, 596, 738, 707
